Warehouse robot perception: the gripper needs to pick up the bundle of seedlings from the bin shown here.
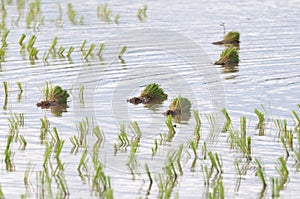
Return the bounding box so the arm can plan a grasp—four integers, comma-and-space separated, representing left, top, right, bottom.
215, 46, 239, 66
37, 85, 69, 109
212, 31, 240, 45
164, 96, 192, 122
128, 83, 168, 105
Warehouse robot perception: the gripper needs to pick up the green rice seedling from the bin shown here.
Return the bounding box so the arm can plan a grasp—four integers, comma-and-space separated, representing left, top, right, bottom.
48, 36, 58, 55
97, 43, 105, 57
270, 177, 280, 198
57, 46, 65, 58
274, 119, 288, 137
24, 162, 34, 188
75, 117, 89, 146
215, 46, 239, 66
221, 108, 232, 132
280, 137, 289, 158
17, 82, 23, 93
67, 46, 74, 58
97, 3, 112, 22
19, 33, 26, 49
8, 112, 24, 141
19, 134, 27, 150
166, 115, 176, 142
152, 138, 158, 156
3, 80, 8, 98
1, 0, 7, 29
137, 5, 147, 22
1, 28, 9, 48
255, 158, 267, 194
37, 83, 70, 108
50, 127, 64, 159
40, 115, 50, 142
114, 14, 120, 24
213, 31, 240, 45
193, 110, 201, 142
68, 3, 77, 24
190, 140, 197, 172
43, 141, 54, 167
208, 177, 224, 199
77, 147, 89, 175
25, 1, 42, 29
145, 163, 153, 192
0, 46, 5, 62
84, 43, 96, 59
292, 110, 300, 131
118, 45, 127, 59
80, 39, 87, 52
5, 134, 14, 171
0, 184, 4, 198
255, 108, 265, 136
93, 126, 104, 146
276, 157, 289, 188
208, 151, 223, 174
202, 141, 207, 160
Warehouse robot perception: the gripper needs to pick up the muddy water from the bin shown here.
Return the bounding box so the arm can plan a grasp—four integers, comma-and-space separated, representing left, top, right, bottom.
0, 0, 300, 198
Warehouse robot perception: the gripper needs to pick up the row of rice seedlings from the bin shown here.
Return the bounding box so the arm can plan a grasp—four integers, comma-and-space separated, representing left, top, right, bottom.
26, 0, 44, 29
70, 117, 90, 153
157, 146, 183, 199
67, 3, 84, 25
137, 5, 147, 22
97, 3, 120, 24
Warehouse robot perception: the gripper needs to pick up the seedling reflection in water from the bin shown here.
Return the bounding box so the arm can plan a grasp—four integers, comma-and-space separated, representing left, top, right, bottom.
215, 46, 239, 66
164, 96, 192, 123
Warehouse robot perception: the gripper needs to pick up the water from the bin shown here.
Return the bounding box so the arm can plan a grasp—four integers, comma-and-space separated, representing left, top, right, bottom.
0, 0, 300, 198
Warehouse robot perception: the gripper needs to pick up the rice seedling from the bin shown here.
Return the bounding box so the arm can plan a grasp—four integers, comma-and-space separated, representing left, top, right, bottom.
0, 46, 5, 62
190, 140, 197, 171
255, 108, 265, 136
48, 36, 58, 56
114, 14, 120, 24
212, 31, 240, 45
274, 119, 288, 137
292, 109, 300, 131
93, 126, 104, 147
8, 112, 24, 141
208, 151, 223, 174
17, 81, 23, 93
280, 137, 290, 159
221, 108, 232, 132
215, 46, 239, 66
118, 45, 127, 59
36, 169, 53, 198
165, 115, 176, 142
145, 163, 153, 194
202, 141, 207, 160
19, 134, 27, 150
152, 138, 158, 156
5, 134, 14, 171
43, 140, 54, 167
92, 160, 113, 198
128, 83, 168, 105
208, 177, 224, 199
276, 157, 289, 187
254, 158, 267, 196
164, 96, 191, 122
114, 124, 130, 153
0, 184, 4, 198
70, 117, 89, 150
57, 46, 65, 58
50, 127, 65, 160
3, 81, 8, 108
193, 110, 201, 142
40, 115, 50, 142
137, 5, 147, 22
97, 3, 116, 23
84, 43, 96, 59
1, 28, 9, 48
67, 46, 74, 58
26, 1, 43, 29
68, 3, 79, 25
97, 43, 105, 57
77, 147, 89, 175
24, 162, 34, 188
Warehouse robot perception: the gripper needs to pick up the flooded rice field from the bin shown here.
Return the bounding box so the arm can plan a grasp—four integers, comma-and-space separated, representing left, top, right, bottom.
0, 0, 300, 198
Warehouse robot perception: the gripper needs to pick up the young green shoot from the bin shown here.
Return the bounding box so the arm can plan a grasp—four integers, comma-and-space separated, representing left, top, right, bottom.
221, 108, 231, 132
255, 158, 267, 194
97, 43, 105, 57
165, 115, 176, 142
118, 45, 127, 59
255, 108, 265, 136
84, 43, 96, 59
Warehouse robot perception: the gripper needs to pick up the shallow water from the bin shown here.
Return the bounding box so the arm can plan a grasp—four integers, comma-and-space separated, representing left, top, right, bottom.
0, 0, 300, 198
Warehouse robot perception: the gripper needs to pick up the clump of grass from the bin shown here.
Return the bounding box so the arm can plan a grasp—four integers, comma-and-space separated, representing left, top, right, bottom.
213, 31, 240, 45
128, 83, 168, 105
68, 3, 83, 25
164, 96, 192, 122
215, 46, 239, 66
37, 83, 69, 109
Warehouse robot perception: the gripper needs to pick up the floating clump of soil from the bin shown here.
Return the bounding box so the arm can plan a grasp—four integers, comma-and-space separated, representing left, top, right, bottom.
37, 85, 69, 111
215, 46, 239, 66
212, 31, 240, 45
164, 96, 192, 122
127, 83, 168, 105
